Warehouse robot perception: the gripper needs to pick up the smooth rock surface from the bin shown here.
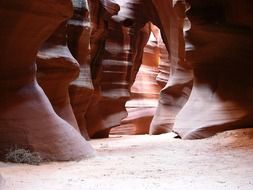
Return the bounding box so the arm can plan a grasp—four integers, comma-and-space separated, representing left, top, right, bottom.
68, 0, 94, 139
150, 0, 193, 134
173, 0, 253, 139
0, 0, 94, 161
37, 22, 80, 131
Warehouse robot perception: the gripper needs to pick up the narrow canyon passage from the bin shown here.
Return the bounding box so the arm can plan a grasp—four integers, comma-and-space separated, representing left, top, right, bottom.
1, 129, 253, 190
0, 1, 253, 189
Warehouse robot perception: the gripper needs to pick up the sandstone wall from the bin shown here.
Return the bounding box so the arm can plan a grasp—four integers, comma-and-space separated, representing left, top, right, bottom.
0, 0, 94, 161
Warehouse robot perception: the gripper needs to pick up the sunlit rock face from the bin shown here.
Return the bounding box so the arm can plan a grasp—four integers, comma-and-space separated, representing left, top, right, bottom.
111, 24, 161, 135
149, 0, 193, 135
67, 0, 94, 140
86, 0, 147, 138
107, 1, 193, 136
86, 0, 134, 138
155, 30, 170, 87
173, 0, 253, 139
85, 0, 194, 137
0, 0, 94, 161
108, 0, 253, 138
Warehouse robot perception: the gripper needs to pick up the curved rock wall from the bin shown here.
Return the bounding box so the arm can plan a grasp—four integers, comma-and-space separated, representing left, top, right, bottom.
85, 0, 130, 138
68, 0, 94, 140
87, 0, 194, 137
1, 1, 253, 160
111, 24, 161, 135
173, 0, 253, 139
149, 0, 193, 135
36, 22, 80, 131
0, 0, 94, 161
86, 0, 153, 138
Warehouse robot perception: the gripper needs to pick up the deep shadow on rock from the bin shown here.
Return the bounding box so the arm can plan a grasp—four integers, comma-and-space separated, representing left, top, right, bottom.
173, 0, 253, 139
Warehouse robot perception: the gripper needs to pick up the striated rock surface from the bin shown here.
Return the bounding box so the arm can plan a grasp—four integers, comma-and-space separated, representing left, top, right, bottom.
155, 28, 170, 87
111, 25, 161, 135
87, 0, 194, 137
87, 1, 157, 138
86, 0, 138, 138
173, 0, 253, 139
68, 0, 94, 140
0, 0, 94, 161
36, 22, 80, 131
149, 0, 193, 134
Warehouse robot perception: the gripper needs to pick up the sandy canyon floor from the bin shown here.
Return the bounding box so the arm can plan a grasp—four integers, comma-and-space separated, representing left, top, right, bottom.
0, 129, 253, 190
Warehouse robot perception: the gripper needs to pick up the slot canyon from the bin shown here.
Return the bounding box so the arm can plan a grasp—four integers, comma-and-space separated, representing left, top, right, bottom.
0, 0, 253, 189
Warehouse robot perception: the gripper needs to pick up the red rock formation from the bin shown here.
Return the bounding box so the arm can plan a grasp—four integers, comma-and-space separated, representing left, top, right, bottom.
87, 21, 130, 137
103, 0, 192, 136
155, 28, 170, 87
0, 0, 94, 161
87, 0, 160, 138
67, 0, 94, 140
173, 0, 253, 139
149, 0, 193, 134
86, 0, 138, 138
87, 0, 194, 137
156, 54, 170, 87
111, 24, 161, 135
110, 0, 253, 138
36, 22, 80, 131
